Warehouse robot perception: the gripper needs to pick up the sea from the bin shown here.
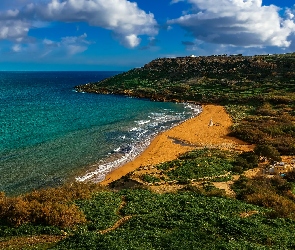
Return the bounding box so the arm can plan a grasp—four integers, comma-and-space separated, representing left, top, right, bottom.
0, 71, 201, 195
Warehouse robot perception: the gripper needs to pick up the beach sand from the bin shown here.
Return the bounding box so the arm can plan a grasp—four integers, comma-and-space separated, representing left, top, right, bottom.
100, 104, 254, 185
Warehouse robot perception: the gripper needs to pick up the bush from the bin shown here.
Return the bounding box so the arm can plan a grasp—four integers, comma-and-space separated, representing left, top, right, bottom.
233, 176, 295, 220
235, 151, 258, 171
284, 170, 295, 182
245, 192, 295, 220
0, 182, 101, 228
140, 174, 161, 184
254, 144, 282, 162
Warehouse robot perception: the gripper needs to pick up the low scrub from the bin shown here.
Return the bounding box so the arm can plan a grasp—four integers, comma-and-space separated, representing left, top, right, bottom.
55, 188, 295, 249
233, 176, 295, 220
0, 182, 102, 228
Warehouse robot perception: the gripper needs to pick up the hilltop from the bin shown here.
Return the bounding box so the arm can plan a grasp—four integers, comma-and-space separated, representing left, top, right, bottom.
76, 53, 295, 104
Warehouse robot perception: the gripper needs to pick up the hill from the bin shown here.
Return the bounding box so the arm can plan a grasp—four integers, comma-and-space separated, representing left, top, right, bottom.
1, 53, 295, 249
76, 53, 295, 155
76, 53, 295, 104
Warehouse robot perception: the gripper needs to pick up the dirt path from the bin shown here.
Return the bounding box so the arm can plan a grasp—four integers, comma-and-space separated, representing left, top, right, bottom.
98, 216, 132, 234
98, 196, 132, 235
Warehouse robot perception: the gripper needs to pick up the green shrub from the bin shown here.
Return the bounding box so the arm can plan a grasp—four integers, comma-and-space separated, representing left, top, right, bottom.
232, 166, 244, 174
140, 174, 161, 184
235, 151, 258, 170
254, 144, 282, 162
56, 188, 295, 249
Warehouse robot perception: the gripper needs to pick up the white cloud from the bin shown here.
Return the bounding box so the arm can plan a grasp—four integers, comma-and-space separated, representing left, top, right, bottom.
0, 0, 158, 48
285, 8, 295, 20
0, 19, 30, 41
169, 0, 295, 48
12, 44, 21, 52
41, 33, 90, 56
43, 38, 55, 45
119, 34, 141, 48
66, 44, 87, 55
31, 0, 158, 48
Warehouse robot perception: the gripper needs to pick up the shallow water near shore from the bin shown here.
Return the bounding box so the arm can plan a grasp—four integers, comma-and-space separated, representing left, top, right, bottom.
0, 71, 200, 195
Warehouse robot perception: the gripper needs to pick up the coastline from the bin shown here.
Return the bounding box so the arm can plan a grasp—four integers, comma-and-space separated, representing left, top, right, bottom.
100, 104, 254, 185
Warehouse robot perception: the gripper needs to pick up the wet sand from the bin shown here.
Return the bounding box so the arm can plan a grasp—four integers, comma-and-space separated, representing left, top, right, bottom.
100, 104, 254, 185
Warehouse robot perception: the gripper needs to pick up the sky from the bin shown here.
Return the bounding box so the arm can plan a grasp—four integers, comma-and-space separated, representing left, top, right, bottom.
0, 0, 294, 71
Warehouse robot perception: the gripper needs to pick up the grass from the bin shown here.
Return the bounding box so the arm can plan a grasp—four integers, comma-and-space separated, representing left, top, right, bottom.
1, 150, 295, 249
54, 188, 295, 250
1, 53, 295, 248
155, 148, 237, 183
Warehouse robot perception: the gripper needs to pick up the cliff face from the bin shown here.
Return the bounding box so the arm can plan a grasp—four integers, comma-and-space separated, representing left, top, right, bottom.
75, 53, 295, 104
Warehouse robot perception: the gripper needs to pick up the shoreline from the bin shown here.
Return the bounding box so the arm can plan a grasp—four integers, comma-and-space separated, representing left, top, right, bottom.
100, 104, 254, 185
75, 103, 202, 183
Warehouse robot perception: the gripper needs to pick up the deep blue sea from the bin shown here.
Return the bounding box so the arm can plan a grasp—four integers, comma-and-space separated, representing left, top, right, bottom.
0, 71, 201, 195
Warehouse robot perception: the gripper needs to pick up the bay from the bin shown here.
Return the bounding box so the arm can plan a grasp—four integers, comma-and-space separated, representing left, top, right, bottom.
0, 71, 199, 195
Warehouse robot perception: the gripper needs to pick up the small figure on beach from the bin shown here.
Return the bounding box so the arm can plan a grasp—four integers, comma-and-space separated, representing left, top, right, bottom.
208, 118, 214, 127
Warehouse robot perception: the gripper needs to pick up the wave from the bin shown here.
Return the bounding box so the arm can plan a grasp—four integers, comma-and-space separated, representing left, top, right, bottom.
76, 103, 202, 183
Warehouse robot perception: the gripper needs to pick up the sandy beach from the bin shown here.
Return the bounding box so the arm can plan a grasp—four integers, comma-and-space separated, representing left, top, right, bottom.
100, 104, 254, 185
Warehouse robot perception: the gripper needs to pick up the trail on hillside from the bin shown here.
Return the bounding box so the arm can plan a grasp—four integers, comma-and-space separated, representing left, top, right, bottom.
98, 196, 132, 235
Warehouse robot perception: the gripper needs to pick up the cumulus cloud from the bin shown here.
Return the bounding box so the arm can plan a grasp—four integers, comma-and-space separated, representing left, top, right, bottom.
0, 18, 30, 40
168, 0, 295, 48
28, 0, 158, 48
0, 0, 158, 48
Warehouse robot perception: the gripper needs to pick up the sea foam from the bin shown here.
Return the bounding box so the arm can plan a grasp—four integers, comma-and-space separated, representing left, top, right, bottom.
76, 103, 202, 183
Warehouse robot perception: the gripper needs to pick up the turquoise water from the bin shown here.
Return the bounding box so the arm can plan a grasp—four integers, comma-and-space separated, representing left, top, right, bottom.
0, 71, 200, 195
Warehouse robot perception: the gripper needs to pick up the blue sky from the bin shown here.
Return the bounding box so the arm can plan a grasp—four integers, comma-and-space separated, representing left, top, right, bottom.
0, 0, 294, 71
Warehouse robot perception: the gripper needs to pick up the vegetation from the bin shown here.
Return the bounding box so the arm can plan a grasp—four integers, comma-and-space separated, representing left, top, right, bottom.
145, 148, 259, 184
155, 148, 235, 183
139, 174, 161, 184
76, 53, 295, 155
76, 53, 295, 106
55, 188, 295, 249
0, 182, 102, 228
233, 175, 295, 220
1, 148, 295, 249
1, 53, 295, 248
229, 105, 295, 155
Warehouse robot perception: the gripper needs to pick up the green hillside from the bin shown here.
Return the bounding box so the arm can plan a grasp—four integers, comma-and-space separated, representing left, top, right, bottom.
76, 53, 295, 104
1, 53, 295, 249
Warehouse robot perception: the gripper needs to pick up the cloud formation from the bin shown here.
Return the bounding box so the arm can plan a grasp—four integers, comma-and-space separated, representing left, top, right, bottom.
169, 0, 295, 48
0, 0, 158, 48
29, 0, 158, 48
43, 33, 90, 55
0, 20, 29, 41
